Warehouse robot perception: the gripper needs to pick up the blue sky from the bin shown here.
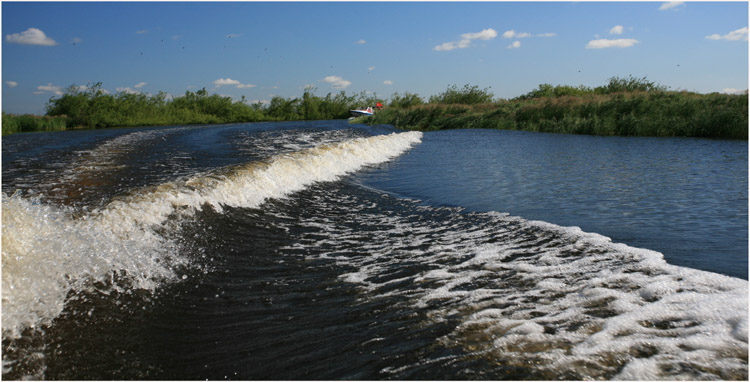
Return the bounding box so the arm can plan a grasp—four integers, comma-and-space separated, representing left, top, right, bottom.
2, 1, 748, 114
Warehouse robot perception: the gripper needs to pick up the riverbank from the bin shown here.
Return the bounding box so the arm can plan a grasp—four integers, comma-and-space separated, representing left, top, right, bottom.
360, 90, 748, 140
4, 78, 747, 139
2, 83, 381, 135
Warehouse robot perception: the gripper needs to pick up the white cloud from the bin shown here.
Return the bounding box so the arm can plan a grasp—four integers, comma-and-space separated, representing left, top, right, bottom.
720, 88, 746, 94
213, 78, 256, 89
134, 82, 147, 89
503, 30, 533, 39
116, 87, 140, 95
36, 83, 63, 95
461, 28, 498, 40
384, 80, 393, 85
610, 25, 624, 35
214, 78, 240, 87
434, 28, 497, 51
659, 1, 685, 11
537, 33, 557, 38
6, 28, 58, 46
434, 40, 471, 51
507, 41, 521, 49
322, 75, 352, 89
5, 81, 18, 88
706, 27, 748, 41
368, 66, 376, 71
586, 38, 639, 49
355, 39, 366, 44
136, 29, 149, 34
434, 41, 458, 51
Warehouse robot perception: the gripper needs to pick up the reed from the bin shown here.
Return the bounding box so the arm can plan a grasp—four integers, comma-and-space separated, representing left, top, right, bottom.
366, 84, 748, 140
2, 113, 68, 135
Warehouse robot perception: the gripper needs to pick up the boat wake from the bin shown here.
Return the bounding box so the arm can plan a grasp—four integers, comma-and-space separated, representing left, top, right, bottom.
1, 131, 423, 341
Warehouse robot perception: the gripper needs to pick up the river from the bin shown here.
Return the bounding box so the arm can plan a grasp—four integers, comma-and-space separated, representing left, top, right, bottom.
2, 120, 747, 379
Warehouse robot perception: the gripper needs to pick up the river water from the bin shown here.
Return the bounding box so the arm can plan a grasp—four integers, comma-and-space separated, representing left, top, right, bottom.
2, 120, 747, 379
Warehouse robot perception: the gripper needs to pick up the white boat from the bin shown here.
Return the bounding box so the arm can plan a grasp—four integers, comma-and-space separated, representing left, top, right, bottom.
350, 106, 374, 117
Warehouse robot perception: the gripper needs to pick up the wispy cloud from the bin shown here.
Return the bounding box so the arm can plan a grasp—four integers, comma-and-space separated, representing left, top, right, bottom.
586, 38, 639, 49
5, 81, 18, 88
507, 41, 521, 49
321, 75, 351, 89
462, 29, 499, 40
136, 29, 149, 35
6, 28, 58, 46
35, 83, 63, 95
213, 78, 256, 89
134, 82, 147, 89
384, 80, 393, 85
434, 28, 497, 51
610, 25, 624, 35
706, 27, 748, 41
355, 39, 366, 44
659, 1, 685, 11
720, 88, 747, 95
502, 30, 531, 39
537, 33, 557, 38
116, 87, 140, 95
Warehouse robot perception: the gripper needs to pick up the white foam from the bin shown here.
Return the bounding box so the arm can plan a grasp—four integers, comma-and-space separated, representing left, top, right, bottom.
2, 131, 423, 340
286, 196, 748, 379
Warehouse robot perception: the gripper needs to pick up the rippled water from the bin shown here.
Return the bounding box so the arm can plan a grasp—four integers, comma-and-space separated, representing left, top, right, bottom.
2, 121, 747, 380
359, 129, 748, 279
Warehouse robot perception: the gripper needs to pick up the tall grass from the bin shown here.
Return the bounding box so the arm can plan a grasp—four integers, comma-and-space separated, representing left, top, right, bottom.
366, 80, 748, 140
2, 113, 68, 135
4, 77, 747, 139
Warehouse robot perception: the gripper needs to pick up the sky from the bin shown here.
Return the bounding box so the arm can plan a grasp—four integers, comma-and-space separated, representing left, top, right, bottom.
2, 1, 748, 115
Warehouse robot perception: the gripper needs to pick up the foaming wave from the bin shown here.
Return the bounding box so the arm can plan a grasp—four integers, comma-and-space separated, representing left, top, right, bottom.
1, 131, 423, 341
282, 192, 748, 380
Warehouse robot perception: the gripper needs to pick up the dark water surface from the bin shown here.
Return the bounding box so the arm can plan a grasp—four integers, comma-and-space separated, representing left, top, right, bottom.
2, 121, 747, 380
359, 129, 748, 279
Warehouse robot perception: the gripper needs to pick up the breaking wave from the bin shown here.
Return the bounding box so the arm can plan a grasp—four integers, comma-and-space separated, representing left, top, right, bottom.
1, 131, 423, 339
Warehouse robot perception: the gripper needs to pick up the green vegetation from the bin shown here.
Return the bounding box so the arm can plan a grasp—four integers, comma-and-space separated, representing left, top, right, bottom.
365, 77, 748, 140
2, 112, 67, 135
3, 83, 382, 135
3, 76, 747, 139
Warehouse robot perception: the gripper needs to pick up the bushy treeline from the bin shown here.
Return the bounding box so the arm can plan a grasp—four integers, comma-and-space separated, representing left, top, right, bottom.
14, 82, 384, 134
364, 77, 748, 140
4, 76, 747, 139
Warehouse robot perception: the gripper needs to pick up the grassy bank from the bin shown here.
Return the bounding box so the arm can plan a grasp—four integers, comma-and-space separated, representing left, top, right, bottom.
363, 79, 748, 140
2, 112, 68, 135
3, 82, 381, 135
365, 91, 748, 139
4, 77, 747, 139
